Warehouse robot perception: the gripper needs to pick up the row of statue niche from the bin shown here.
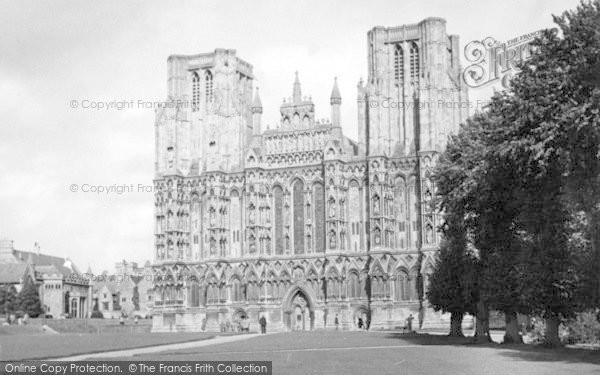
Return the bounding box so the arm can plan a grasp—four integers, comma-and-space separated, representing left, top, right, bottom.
247, 233, 273, 254
266, 132, 327, 154
370, 223, 435, 247
247, 203, 275, 226
327, 198, 345, 219
209, 236, 229, 256
156, 243, 190, 259
208, 206, 228, 227
164, 212, 190, 232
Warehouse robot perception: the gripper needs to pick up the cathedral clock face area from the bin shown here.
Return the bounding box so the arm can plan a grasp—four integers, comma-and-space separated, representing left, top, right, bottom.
152, 18, 467, 333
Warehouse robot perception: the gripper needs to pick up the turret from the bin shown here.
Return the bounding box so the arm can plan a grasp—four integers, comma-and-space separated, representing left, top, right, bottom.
252, 87, 263, 135
293, 71, 301, 103
330, 77, 341, 127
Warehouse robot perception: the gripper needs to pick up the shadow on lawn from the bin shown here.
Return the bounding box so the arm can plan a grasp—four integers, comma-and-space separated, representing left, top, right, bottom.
387, 332, 600, 366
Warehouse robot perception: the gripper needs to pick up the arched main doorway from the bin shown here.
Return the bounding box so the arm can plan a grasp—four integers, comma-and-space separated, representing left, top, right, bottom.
282, 285, 315, 331
354, 305, 369, 330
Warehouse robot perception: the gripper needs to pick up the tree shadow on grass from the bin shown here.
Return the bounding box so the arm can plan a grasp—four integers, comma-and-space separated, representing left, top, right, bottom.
385, 332, 600, 366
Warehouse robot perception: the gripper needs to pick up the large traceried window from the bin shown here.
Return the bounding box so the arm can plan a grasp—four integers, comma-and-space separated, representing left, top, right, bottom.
188, 281, 200, 307
231, 278, 243, 302
395, 177, 407, 249
205, 70, 214, 103
273, 186, 284, 255
410, 42, 420, 83
395, 269, 410, 301
192, 72, 200, 112
293, 180, 305, 254
394, 44, 404, 83
313, 182, 325, 253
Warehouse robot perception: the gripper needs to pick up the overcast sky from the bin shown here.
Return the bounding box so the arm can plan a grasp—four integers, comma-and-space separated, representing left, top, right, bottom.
0, 0, 582, 273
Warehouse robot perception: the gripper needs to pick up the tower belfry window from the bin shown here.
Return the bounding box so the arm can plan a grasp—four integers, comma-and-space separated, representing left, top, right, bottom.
394, 45, 404, 83
192, 72, 200, 112
410, 42, 420, 83
205, 70, 213, 103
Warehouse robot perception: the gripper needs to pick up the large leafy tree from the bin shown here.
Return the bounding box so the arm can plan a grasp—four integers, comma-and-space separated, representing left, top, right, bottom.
427, 208, 478, 337
485, 0, 600, 345
500, 0, 600, 305
432, 112, 528, 343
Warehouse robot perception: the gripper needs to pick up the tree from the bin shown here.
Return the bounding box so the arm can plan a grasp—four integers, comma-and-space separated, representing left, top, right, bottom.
17, 277, 43, 318
485, 0, 600, 344
427, 209, 478, 337
433, 112, 528, 343
0, 285, 18, 315
132, 286, 140, 311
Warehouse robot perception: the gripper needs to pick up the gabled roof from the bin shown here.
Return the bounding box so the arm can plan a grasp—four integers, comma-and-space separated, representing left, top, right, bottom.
0, 263, 31, 284
13, 250, 80, 278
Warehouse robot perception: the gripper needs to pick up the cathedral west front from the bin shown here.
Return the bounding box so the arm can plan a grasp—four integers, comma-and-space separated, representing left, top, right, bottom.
151, 17, 469, 332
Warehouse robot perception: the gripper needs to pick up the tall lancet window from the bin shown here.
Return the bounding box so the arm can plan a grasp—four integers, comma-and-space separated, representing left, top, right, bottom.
394, 45, 404, 83
273, 186, 284, 255
410, 42, 420, 83
205, 70, 214, 103
293, 180, 305, 254
192, 72, 200, 112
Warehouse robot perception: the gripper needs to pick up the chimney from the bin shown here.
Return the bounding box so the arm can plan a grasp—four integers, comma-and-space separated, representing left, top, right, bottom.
34, 242, 41, 255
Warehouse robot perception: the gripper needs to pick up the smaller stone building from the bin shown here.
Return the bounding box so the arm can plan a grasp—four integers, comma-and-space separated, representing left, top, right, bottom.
91, 260, 154, 318
0, 238, 91, 318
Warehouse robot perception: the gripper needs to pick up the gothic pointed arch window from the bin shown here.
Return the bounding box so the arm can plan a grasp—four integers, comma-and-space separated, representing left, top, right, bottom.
188, 280, 199, 307
273, 186, 284, 255
410, 42, 420, 83
394, 44, 404, 83
313, 182, 325, 253
348, 181, 361, 252
394, 269, 410, 301
348, 272, 360, 298
205, 70, 214, 103
192, 72, 200, 112
231, 278, 243, 302
293, 179, 305, 254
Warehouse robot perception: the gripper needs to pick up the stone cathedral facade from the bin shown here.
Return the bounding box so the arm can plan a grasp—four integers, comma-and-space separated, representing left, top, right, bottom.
151, 18, 469, 332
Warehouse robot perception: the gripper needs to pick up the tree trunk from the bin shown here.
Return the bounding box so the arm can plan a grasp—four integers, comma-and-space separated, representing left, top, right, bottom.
473, 300, 492, 343
503, 310, 523, 344
449, 312, 464, 337
587, 209, 600, 306
545, 315, 561, 346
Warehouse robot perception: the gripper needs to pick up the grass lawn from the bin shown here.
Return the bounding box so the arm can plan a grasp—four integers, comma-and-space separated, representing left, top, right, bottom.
0, 331, 222, 360
113, 331, 600, 375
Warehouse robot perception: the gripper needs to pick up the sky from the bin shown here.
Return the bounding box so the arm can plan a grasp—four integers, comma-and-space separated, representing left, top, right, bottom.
0, 0, 583, 273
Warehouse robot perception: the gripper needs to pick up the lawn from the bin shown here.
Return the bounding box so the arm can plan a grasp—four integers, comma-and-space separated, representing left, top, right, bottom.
112, 331, 600, 375
0, 331, 220, 360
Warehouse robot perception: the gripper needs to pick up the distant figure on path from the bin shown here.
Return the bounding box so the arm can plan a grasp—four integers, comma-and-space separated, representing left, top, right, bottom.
406, 314, 414, 332
134, 316, 139, 325
334, 314, 339, 330
259, 315, 267, 334
357, 317, 363, 330
119, 315, 125, 325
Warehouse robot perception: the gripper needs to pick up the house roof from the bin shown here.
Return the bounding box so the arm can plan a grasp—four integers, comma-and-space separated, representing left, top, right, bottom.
13, 249, 80, 278
0, 263, 30, 284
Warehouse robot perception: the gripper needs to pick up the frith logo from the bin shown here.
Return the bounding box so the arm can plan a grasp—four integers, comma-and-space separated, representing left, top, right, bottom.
463, 30, 543, 89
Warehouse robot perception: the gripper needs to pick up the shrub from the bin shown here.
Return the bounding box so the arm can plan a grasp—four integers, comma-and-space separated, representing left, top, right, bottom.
563, 310, 600, 345
90, 311, 104, 319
